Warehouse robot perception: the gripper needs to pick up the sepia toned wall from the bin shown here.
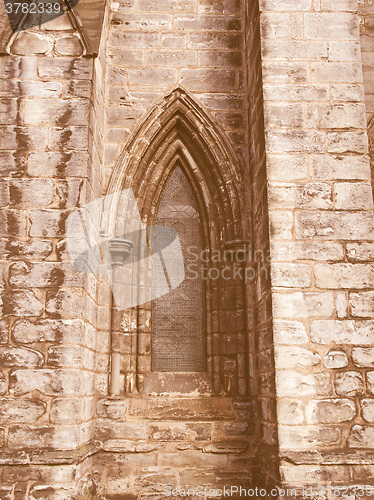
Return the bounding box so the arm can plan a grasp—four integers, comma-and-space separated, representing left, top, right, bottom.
0, 0, 372, 498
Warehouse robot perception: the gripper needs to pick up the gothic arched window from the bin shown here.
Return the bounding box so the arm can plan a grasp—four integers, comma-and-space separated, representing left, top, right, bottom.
152, 166, 204, 372
105, 88, 249, 398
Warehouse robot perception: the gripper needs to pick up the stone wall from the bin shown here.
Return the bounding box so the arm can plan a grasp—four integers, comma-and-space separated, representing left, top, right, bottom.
0, 10, 104, 498
359, 0, 374, 123
260, 0, 374, 493
90, 0, 260, 496
0, 0, 373, 497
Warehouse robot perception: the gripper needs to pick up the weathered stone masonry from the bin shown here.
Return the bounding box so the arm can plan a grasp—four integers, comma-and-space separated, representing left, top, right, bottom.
0, 0, 373, 498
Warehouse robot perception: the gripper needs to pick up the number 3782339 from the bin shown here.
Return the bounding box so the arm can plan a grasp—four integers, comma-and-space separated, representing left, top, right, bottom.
5, 2, 62, 14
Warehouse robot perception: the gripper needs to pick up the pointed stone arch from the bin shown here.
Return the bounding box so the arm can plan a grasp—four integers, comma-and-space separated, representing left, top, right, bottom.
104, 87, 250, 397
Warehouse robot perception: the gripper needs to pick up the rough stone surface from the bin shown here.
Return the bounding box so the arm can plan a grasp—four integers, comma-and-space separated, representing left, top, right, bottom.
0, 0, 373, 496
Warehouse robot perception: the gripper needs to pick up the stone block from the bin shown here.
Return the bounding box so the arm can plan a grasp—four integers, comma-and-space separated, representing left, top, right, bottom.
180, 68, 237, 92
56, 36, 84, 56
259, 0, 313, 11
0, 487, 12, 500
0, 373, 6, 395
12, 318, 83, 344
9, 179, 54, 208
305, 399, 356, 424
161, 33, 187, 48
0, 239, 53, 260
0, 126, 48, 150
269, 211, 293, 239
0, 398, 46, 423
295, 212, 374, 240
262, 62, 309, 85
23, 99, 89, 127
368, 372, 374, 395
273, 292, 334, 318
8, 424, 80, 450
46, 289, 85, 318
29, 209, 70, 238
273, 320, 308, 344
275, 346, 321, 368
265, 130, 325, 153
348, 425, 374, 448
146, 50, 197, 67
0, 99, 19, 125
107, 48, 145, 68
270, 241, 344, 261
198, 50, 243, 68
347, 243, 374, 262
29, 485, 76, 499
335, 371, 364, 396
0, 319, 9, 344
1, 290, 43, 317
262, 40, 328, 60
50, 398, 85, 424
27, 151, 89, 178
278, 425, 341, 449
10, 32, 50, 55
311, 62, 363, 83
38, 58, 92, 80
321, 0, 356, 10
314, 264, 374, 289
330, 83, 364, 101
316, 103, 366, 129
139, 0, 196, 10
189, 32, 242, 49
280, 463, 350, 485
268, 183, 332, 209
329, 41, 361, 62
276, 371, 332, 397
109, 31, 159, 48
49, 126, 89, 150
198, 0, 241, 13
9, 369, 82, 396
47, 346, 84, 368
9, 261, 83, 288
106, 107, 146, 128
112, 11, 173, 29
361, 399, 374, 423
310, 154, 371, 180
334, 182, 373, 210
264, 103, 304, 128
260, 12, 291, 38
0, 346, 43, 368
177, 14, 241, 31
128, 68, 177, 86
311, 319, 374, 344
263, 84, 329, 101
352, 347, 374, 367
95, 420, 147, 441
324, 350, 348, 369
277, 399, 304, 425
127, 397, 235, 420
327, 131, 368, 153
304, 13, 359, 40
350, 292, 374, 317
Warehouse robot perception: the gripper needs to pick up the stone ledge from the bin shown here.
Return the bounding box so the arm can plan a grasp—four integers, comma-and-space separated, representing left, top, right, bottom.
99, 396, 237, 420
0, 440, 100, 465
282, 450, 374, 465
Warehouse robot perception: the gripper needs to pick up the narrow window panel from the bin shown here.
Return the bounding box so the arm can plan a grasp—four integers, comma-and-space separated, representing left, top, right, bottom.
152, 166, 204, 372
